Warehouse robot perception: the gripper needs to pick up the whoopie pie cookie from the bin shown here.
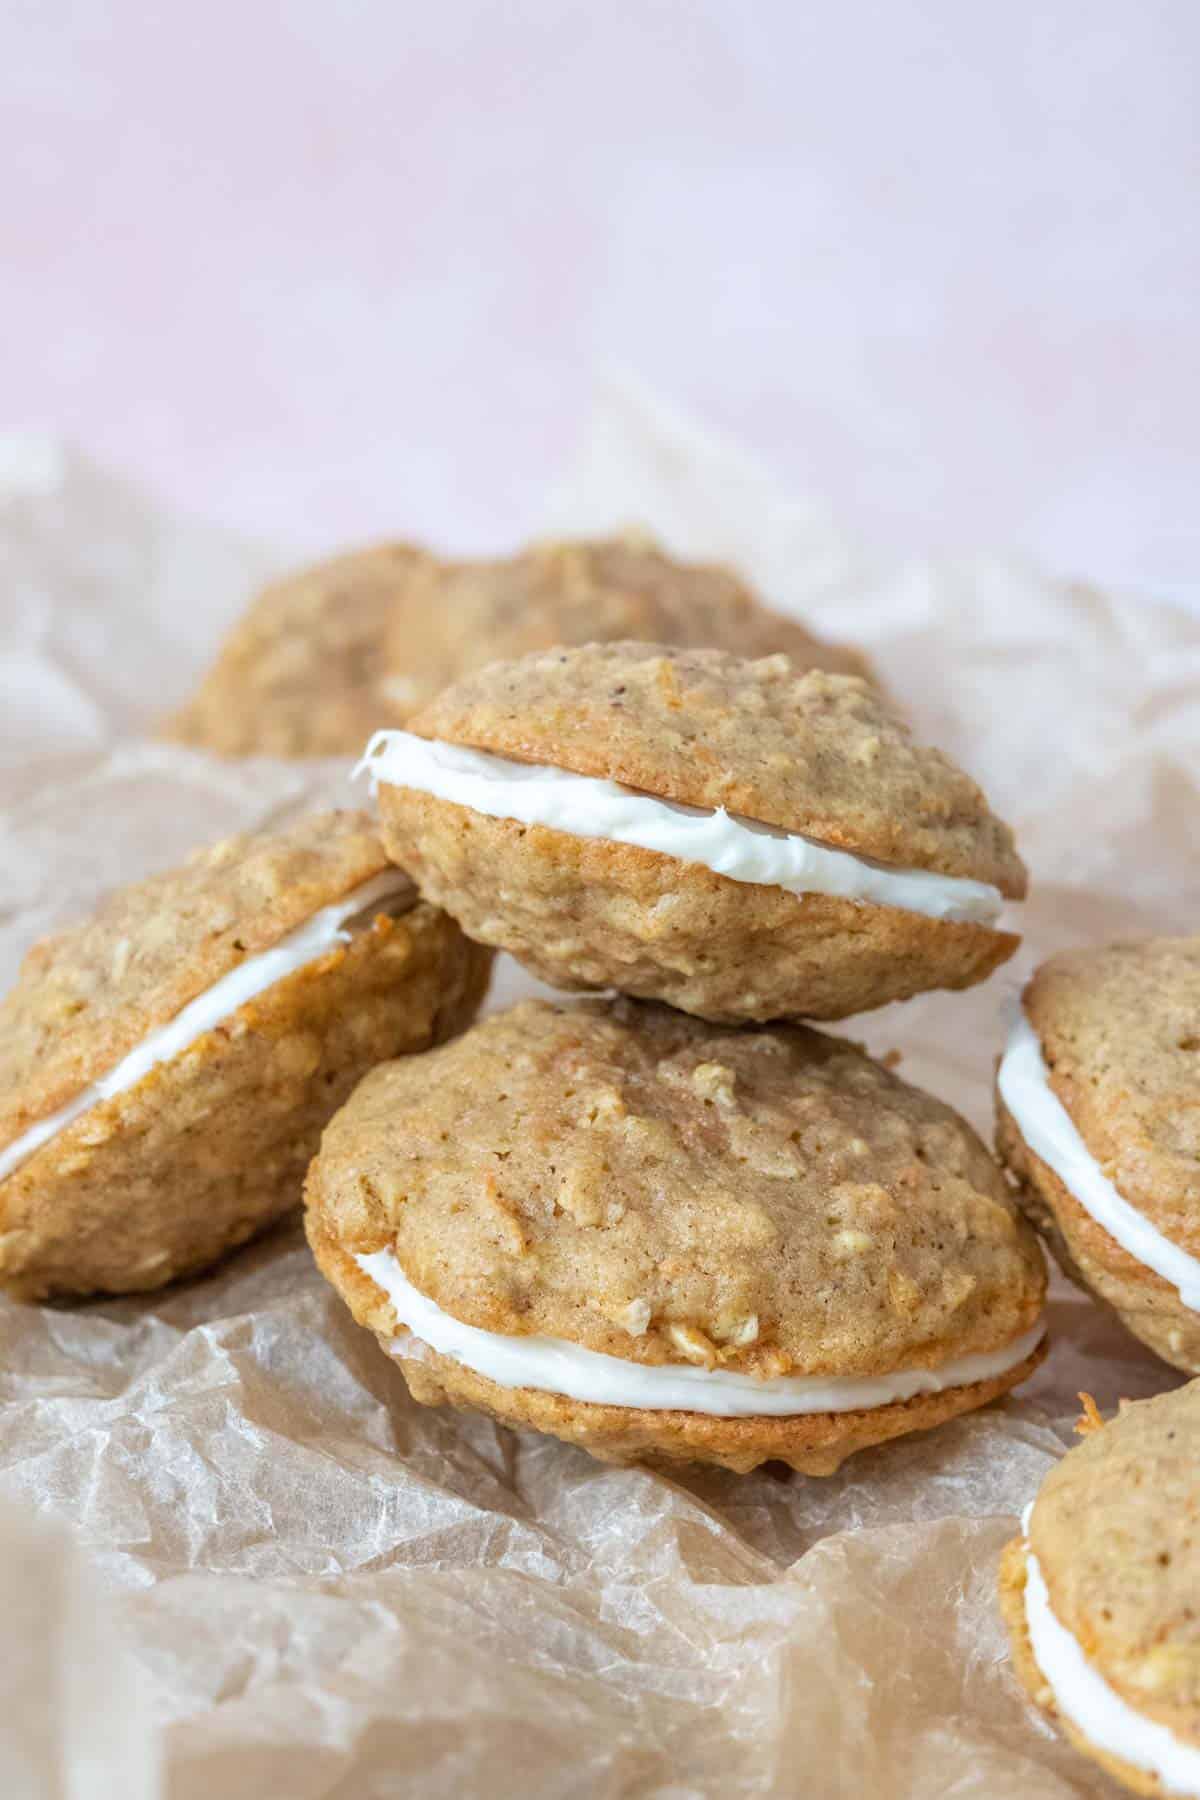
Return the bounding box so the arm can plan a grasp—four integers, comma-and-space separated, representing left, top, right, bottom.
1000, 1383, 1200, 1798
165, 534, 869, 762
0, 811, 491, 1300
359, 642, 1026, 1023
164, 542, 429, 757
379, 532, 872, 717
306, 997, 1047, 1475
997, 937, 1200, 1373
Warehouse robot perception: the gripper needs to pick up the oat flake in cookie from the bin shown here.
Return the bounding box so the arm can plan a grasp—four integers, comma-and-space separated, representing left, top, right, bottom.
0, 811, 492, 1300
163, 541, 430, 758
306, 997, 1047, 1475
360, 642, 1026, 1023
997, 936, 1200, 1372
1000, 1383, 1200, 1798
379, 533, 872, 717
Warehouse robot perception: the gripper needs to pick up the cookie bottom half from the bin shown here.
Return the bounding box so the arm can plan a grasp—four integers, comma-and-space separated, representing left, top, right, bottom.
386, 1333, 1047, 1475
381, 791, 1018, 1024
312, 1213, 1044, 1473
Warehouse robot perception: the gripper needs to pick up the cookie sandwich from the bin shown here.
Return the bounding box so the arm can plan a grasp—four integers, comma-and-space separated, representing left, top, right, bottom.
306, 997, 1047, 1474
1000, 1383, 1200, 1798
0, 812, 491, 1300
380, 533, 871, 717
166, 534, 870, 761
359, 643, 1026, 1023
164, 541, 429, 757
997, 937, 1200, 1372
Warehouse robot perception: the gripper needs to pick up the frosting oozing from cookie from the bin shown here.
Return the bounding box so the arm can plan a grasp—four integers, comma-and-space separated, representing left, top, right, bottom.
1022, 1535, 1200, 1797
358, 1246, 1045, 1416
998, 1012, 1200, 1310
0, 869, 415, 1183
357, 731, 1008, 928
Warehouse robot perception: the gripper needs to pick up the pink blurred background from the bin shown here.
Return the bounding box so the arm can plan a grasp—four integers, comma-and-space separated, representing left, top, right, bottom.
5, 2, 1197, 597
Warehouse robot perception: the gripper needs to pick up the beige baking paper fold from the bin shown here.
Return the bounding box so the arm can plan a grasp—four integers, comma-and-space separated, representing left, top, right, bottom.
0, 1496, 161, 1799
0, 397, 1196, 1798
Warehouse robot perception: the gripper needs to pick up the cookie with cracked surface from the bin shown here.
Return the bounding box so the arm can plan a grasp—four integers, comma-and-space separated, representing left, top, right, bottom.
306, 996, 1047, 1474
163, 542, 429, 757
1000, 1383, 1200, 1798
0, 811, 492, 1299
379, 533, 873, 717
996, 937, 1200, 1373
361, 641, 1025, 1022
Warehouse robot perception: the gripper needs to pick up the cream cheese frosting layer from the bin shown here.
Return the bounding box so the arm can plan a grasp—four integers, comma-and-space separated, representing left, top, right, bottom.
999, 1012, 1200, 1311
1023, 1540, 1200, 1797
0, 869, 413, 1184
357, 1247, 1044, 1417
355, 730, 1007, 927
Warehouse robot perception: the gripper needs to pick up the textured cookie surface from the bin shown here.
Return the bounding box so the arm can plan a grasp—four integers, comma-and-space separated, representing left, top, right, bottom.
381, 535, 872, 717
0, 810, 391, 1152
998, 937, 1200, 1371
1000, 1383, 1200, 1792
407, 643, 1025, 890
164, 542, 427, 756
380, 791, 1018, 1022
306, 997, 1045, 1378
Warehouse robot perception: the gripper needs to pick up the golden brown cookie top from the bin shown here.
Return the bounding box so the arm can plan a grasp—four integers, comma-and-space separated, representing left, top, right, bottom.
0, 810, 398, 1152
1028, 1381, 1200, 1742
306, 997, 1045, 1378
165, 542, 428, 757
1024, 937, 1200, 1252
381, 534, 871, 716
407, 642, 1025, 892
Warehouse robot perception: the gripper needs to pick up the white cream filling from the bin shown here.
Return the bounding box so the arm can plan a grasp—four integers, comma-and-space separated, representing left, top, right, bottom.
355, 730, 1006, 927
0, 868, 413, 1184
357, 1247, 1044, 1417
998, 1013, 1200, 1311
1023, 1538, 1200, 1796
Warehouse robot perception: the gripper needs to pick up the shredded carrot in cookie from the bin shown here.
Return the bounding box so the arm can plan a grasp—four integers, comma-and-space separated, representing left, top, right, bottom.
654, 657, 683, 709
1075, 1392, 1105, 1436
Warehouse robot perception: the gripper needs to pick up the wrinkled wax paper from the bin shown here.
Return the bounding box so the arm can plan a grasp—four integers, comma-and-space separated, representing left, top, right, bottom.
0, 397, 1197, 1799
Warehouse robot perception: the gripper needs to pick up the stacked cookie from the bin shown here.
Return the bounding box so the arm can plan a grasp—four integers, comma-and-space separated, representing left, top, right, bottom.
358, 642, 1022, 1019
307, 636, 1047, 1474
1, 539, 860, 1293
0, 540, 868, 1307
4, 521, 1194, 1789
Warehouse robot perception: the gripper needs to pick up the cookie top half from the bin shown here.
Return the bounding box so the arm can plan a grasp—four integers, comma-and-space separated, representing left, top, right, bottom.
1023, 937, 1200, 1247
307, 997, 1045, 1379
406, 642, 1026, 893
1028, 1381, 1200, 1740
0, 810, 404, 1152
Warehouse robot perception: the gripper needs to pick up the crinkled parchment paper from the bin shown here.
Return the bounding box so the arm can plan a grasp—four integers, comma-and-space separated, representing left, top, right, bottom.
1, 398, 1196, 1798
